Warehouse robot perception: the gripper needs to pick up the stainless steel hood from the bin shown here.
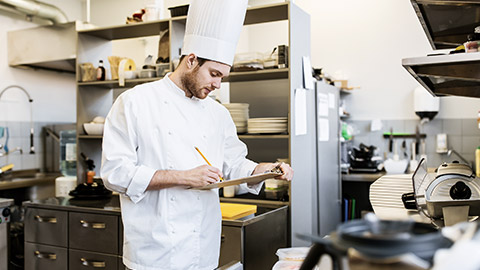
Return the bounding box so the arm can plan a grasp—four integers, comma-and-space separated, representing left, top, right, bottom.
412, 0, 480, 50
8, 21, 79, 73
403, 0, 480, 98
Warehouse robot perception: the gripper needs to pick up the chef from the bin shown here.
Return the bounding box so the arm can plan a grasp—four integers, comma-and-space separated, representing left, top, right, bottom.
101, 0, 293, 269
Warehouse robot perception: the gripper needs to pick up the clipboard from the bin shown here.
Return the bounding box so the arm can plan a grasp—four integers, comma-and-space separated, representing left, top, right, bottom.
193, 172, 282, 190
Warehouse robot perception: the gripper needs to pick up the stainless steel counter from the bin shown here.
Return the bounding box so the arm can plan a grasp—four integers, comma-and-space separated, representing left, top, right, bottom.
0, 169, 60, 191
342, 172, 386, 182
24, 195, 287, 223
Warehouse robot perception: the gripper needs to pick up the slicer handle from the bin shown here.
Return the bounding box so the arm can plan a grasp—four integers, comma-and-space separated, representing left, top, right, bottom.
402, 192, 416, 209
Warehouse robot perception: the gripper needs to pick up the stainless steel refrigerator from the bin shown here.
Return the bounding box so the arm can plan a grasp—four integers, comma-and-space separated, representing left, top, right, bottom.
290, 81, 341, 246
314, 81, 341, 237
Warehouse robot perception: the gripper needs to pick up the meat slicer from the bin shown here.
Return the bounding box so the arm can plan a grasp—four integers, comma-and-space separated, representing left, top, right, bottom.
402, 158, 480, 227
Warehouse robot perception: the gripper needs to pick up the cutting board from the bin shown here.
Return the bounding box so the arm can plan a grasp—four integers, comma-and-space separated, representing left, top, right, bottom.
220, 203, 257, 220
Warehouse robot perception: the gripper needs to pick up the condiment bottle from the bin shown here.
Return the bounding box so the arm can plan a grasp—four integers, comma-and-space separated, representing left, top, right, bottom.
96, 60, 106, 81
476, 146, 480, 177
477, 110, 480, 129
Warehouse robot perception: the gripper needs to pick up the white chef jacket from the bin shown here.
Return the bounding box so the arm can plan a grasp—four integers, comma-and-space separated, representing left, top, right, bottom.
101, 74, 260, 270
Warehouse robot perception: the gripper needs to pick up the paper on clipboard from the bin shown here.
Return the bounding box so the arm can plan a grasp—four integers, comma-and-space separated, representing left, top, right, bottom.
193, 172, 282, 190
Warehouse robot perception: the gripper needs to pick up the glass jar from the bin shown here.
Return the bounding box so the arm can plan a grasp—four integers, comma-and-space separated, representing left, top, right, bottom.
60, 130, 77, 176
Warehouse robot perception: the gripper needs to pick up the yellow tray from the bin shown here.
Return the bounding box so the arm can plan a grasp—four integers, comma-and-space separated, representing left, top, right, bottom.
220, 203, 257, 220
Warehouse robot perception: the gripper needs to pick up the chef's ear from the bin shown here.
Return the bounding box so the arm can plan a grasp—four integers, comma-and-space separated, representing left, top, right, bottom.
185, 53, 198, 69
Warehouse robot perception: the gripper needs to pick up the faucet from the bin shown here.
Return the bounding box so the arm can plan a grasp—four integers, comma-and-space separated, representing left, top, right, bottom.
0, 85, 35, 154
0, 145, 22, 157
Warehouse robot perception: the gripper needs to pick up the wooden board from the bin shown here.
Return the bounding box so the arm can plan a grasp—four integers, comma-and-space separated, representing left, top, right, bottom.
192, 172, 282, 190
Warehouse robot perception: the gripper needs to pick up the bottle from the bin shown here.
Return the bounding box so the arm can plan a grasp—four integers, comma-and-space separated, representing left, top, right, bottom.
476, 146, 480, 177
477, 110, 480, 129
96, 60, 106, 81
60, 130, 77, 177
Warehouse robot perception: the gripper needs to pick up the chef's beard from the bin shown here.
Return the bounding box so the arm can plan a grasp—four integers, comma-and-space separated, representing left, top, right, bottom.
181, 67, 204, 99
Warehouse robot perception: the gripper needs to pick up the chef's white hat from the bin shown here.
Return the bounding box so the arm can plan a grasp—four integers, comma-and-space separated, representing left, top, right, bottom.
181, 0, 248, 66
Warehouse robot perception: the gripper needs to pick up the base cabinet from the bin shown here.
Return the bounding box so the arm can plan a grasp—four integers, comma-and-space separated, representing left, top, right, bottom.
24, 206, 123, 270
24, 201, 287, 269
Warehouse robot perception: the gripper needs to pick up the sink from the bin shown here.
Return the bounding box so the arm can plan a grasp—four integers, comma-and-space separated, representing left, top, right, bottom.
0, 169, 59, 182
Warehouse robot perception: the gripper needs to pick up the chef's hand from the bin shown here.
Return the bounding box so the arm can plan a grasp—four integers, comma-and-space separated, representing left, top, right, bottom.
183, 165, 223, 187
252, 162, 294, 181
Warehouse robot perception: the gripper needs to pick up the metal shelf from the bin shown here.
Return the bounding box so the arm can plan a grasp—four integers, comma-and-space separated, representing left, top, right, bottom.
78, 135, 103, 139
78, 20, 170, 40
77, 69, 289, 88
226, 69, 288, 82
78, 2, 289, 41
77, 77, 161, 88
403, 53, 480, 98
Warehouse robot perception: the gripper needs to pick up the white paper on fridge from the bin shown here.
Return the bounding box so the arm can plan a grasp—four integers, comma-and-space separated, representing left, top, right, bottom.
302, 56, 314, 90
328, 93, 335, 109
318, 118, 329, 141
294, 88, 307, 136
317, 93, 329, 117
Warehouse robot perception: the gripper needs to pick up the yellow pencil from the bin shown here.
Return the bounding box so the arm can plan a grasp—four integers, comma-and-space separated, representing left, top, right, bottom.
194, 146, 224, 182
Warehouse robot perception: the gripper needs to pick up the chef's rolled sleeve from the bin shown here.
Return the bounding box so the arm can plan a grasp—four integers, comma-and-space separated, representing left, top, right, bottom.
101, 91, 155, 204
125, 165, 156, 203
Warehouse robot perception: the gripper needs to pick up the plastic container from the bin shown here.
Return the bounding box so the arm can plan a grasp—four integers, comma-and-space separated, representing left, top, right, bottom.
276, 247, 310, 261
60, 130, 77, 177
55, 176, 77, 197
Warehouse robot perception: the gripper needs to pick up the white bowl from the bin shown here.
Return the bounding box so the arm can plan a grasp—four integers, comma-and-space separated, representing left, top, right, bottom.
384, 158, 408, 174
83, 123, 104, 135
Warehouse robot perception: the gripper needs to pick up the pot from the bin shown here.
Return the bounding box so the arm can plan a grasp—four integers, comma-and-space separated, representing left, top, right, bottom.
298, 215, 452, 270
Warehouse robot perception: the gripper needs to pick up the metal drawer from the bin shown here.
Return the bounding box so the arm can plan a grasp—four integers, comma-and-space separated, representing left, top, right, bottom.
69, 249, 118, 270
69, 212, 119, 254
219, 226, 242, 267
25, 208, 68, 247
25, 242, 67, 270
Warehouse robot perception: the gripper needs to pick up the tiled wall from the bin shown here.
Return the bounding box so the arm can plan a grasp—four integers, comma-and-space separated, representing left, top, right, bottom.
0, 121, 71, 171
344, 118, 480, 168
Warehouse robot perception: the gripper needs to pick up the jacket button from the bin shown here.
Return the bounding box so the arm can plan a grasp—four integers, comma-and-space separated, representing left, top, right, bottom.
170, 196, 175, 201
168, 131, 172, 135
164, 100, 168, 104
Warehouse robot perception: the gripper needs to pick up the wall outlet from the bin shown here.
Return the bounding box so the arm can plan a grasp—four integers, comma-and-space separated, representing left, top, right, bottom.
436, 133, 448, 153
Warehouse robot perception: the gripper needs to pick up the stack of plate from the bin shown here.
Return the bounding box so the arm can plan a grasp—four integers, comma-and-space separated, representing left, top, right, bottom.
223, 103, 249, 133
247, 117, 288, 134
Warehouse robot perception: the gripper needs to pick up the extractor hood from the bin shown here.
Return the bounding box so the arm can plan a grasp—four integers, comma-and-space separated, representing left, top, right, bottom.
403, 0, 480, 98
7, 21, 81, 73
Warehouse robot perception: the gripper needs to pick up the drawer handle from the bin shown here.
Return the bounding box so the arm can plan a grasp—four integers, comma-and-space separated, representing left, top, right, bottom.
81, 257, 106, 268
34, 250, 57, 260
34, 215, 57, 224
80, 220, 106, 229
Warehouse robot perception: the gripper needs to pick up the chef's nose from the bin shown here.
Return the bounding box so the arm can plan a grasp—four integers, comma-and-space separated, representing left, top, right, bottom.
212, 78, 221, 89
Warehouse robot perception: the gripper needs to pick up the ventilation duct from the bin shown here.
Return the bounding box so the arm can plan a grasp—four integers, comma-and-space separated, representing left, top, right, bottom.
0, 0, 68, 25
